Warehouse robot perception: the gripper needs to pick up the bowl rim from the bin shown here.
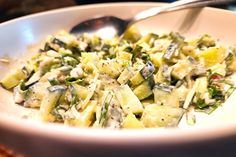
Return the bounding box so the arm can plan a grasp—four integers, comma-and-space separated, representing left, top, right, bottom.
1, 114, 236, 145
0, 1, 235, 27
1, 2, 236, 145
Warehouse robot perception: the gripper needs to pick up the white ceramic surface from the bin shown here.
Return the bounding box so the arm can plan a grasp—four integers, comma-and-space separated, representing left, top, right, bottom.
1, 2, 236, 157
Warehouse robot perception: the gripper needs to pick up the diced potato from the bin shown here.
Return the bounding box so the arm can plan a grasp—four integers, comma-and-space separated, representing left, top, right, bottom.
187, 38, 198, 48
194, 77, 208, 99
137, 33, 158, 45
181, 45, 196, 57
195, 77, 208, 94
150, 53, 163, 67
132, 59, 145, 70
183, 77, 203, 109
28, 53, 41, 71
92, 105, 102, 128
116, 51, 132, 62
80, 78, 98, 110
122, 113, 144, 129
198, 46, 226, 67
81, 52, 99, 72
97, 59, 122, 78
39, 69, 60, 82
54, 30, 77, 45
137, 42, 150, 52
210, 63, 226, 76
171, 58, 194, 79
40, 86, 65, 122
153, 88, 179, 107
176, 85, 190, 102
133, 81, 152, 100
123, 26, 141, 42
154, 66, 166, 83
114, 85, 143, 114
141, 99, 154, 107
141, 104, 184, 128
81, 52, 99, 64
152, 39, 172, 53
39, 56, 59, 74
228, 56, 236, 72
129, 72, 144, 86
24, 82, 50, 108
117, 67, 134, 85
65, 100, 97, 127
199, 35, 215, 47
0, 68, 27, 89
91, 35, 100, 46
71, 84, 89, 100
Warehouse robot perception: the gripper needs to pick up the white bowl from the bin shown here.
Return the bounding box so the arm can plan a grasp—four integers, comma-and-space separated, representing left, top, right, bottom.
1, 2, 236, 157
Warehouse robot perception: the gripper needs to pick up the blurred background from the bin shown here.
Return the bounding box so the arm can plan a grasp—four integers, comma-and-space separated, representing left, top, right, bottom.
0, 0, 236, 23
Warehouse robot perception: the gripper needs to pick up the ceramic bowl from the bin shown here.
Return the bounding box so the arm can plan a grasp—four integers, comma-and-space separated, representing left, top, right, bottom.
1, 2, 236, 157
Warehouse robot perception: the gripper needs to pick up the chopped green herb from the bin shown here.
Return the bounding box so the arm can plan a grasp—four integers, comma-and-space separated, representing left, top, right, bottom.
208, 86, 224, 101
99, 92, 113, 127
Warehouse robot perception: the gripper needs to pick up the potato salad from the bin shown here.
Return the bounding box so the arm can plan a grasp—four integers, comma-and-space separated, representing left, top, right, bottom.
1, 30, 236, 129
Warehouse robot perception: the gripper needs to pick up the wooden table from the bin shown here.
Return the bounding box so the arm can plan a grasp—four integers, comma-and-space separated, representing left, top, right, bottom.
0, 144, 24, 157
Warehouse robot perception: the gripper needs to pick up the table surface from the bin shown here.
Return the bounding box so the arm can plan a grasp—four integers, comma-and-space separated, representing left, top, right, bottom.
0, 0, 236, 23
0, 144, 24, 157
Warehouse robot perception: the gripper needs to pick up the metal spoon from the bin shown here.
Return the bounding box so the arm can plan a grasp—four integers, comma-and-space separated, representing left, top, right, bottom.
70, 0, 234, 38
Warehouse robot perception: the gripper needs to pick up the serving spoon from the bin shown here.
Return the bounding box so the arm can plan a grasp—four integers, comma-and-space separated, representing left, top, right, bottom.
70, 0, 234, 38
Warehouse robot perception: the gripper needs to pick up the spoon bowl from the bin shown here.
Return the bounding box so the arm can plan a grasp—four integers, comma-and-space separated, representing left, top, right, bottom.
70, 0, 235, 38
70, 16, 129, 38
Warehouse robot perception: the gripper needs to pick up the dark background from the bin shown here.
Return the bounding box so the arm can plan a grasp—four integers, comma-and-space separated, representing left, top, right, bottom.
0, 0, 236, 23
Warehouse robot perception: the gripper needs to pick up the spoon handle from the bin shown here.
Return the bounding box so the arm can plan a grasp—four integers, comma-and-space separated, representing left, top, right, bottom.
133, 0, 235, 23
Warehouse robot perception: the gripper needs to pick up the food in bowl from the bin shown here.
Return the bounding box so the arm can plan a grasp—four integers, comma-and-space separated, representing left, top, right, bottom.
1, 30, 235, 129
